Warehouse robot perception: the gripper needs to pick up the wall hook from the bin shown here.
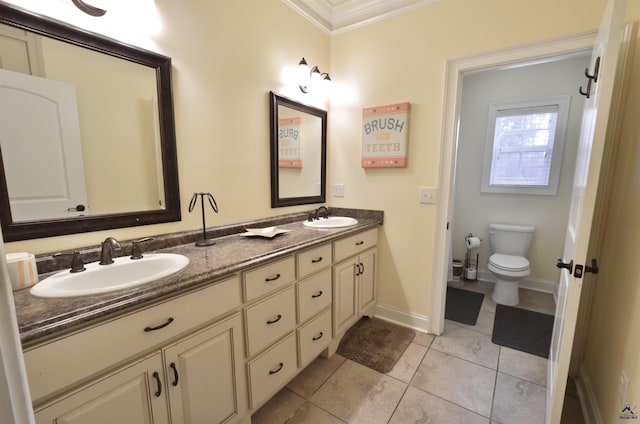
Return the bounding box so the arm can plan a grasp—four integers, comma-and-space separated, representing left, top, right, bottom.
578, 79, 591, 99
71, 0, 106, 17
584, 56, 601, 82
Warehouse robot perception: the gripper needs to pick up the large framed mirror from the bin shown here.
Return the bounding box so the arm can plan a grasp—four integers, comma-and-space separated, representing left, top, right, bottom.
269, 91, 326, 207
0, 3, 180, 242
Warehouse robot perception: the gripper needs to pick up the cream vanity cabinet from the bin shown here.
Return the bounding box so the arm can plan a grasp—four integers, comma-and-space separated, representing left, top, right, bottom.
332, 228, 378, 337
27, 275, 248, 424
242, 242, 334, 411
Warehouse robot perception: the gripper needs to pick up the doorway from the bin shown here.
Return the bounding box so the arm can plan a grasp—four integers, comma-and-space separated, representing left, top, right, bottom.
430, 31, 598, 337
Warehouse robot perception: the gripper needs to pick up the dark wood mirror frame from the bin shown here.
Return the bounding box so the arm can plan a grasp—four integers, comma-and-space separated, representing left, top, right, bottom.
0, 3, 181, 242
269, 91, 327, 208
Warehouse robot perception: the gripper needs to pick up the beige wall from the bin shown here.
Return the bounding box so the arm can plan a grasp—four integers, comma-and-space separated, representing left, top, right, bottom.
582, 5, 640, 421
453, 56, 589, 283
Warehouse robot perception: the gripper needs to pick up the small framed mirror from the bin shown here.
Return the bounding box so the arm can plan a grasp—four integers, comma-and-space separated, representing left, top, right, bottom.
269, 91, 326, 207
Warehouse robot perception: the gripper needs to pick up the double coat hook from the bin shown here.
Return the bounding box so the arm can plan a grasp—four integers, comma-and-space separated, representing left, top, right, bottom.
579, 56, 601, 99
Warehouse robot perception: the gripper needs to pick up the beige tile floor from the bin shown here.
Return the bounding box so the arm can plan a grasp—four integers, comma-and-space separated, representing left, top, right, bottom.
253, 280, 584, 423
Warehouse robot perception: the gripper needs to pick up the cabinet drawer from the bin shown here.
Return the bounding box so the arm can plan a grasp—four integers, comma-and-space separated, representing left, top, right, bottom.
297, 269, 331, 324
298, 308, 332, 368
333, 228, 378, 262
25, 275, 242, 405
245, 286, 296, 357
243, 256, 295, 302
296, 243, 332, 279
247, 333, 297, 409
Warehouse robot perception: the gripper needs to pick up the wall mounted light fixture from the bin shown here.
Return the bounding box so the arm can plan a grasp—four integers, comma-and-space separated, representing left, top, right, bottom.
298, 57, 331, 94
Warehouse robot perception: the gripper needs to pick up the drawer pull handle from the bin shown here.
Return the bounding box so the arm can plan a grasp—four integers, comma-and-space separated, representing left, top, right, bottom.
152, 372, 162, 397
170, 362, 179, 386
269, 362, 284, 375
265, 273, 281, 282
266, 314, 282, 324
311, 257, 323, 263
312, 291, 323, 298
312, 332, 324, 341
144, 317, 174, 332
355, 241, 364, 246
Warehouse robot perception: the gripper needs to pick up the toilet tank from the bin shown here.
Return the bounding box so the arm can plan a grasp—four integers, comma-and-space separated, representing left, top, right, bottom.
489, 224, 535, 256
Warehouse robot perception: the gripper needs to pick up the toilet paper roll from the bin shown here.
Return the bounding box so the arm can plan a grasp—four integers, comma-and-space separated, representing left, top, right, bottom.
465, 268, 477, 280
466, 236, 481, 249
5, 252, 39, 291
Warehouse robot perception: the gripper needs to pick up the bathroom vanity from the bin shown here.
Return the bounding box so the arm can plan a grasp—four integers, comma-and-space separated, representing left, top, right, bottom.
13, 209, 382, 424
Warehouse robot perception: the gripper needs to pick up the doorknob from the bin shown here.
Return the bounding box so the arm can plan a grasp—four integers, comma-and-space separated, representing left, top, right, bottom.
556, 258, 574, 273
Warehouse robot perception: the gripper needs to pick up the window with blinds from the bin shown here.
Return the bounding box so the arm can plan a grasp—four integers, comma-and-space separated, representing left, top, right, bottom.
481, 96, 570, 195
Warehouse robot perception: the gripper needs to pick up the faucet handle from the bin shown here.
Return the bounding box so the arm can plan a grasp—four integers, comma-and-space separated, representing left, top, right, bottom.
54, 250, 86, 273
131, 237, 153, 260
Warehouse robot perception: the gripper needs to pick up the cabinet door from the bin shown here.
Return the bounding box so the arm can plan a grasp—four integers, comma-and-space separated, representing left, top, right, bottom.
333, 257, 358, 336
35, 352, 168, 424
164, 313, 247, 424
358, 248, 377, 315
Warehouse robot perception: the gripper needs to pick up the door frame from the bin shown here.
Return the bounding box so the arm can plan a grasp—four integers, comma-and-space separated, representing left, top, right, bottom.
430, 30, 598, 336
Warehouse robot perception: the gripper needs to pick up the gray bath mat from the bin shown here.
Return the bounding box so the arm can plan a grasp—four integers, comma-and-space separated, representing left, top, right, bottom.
445, 286, 484, 325
492, 304, 554, 358
336, 317, 415, 373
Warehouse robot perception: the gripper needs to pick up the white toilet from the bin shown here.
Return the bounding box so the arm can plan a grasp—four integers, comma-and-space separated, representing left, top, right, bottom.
488, 223, 535, 306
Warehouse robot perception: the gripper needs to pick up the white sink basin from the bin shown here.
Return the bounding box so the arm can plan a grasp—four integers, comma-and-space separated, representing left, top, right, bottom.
31, 253, 189, 298
303, 216, 358, 229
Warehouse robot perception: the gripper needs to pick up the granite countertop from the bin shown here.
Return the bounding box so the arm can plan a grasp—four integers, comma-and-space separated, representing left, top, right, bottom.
14, 208, 383, 347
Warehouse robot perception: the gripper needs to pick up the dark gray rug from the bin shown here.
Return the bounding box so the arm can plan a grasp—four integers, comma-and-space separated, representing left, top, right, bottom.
336, 317, 415, 373
445, 286, 484, 325
492, 304, 554, 358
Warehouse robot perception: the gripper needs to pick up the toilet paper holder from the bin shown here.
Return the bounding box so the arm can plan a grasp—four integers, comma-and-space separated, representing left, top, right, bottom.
464, 233, 481, 281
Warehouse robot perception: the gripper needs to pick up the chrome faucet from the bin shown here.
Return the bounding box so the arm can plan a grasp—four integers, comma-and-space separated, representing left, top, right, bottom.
314, 206, 329, 220
99, 237, 121, 265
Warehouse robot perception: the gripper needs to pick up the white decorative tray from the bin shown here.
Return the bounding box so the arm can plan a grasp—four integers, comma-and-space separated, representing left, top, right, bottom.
240, 226, 291, 238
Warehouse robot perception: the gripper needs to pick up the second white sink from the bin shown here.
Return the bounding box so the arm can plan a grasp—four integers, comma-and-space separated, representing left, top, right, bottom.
31, 253, 189, 298
304, 216, 358, 229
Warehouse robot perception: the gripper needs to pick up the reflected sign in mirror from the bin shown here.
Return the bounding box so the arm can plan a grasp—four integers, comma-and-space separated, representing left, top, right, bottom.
269, 91, 326, 208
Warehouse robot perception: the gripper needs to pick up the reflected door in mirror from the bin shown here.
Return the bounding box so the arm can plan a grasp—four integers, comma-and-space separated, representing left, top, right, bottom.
0, 69, 89, 220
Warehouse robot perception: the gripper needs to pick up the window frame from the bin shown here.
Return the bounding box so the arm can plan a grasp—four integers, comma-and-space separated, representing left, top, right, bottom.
480, 95, 571, 196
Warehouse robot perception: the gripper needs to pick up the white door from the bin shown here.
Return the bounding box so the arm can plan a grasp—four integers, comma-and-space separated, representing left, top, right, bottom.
0, 69, 89, 221
547, 0, 626, 421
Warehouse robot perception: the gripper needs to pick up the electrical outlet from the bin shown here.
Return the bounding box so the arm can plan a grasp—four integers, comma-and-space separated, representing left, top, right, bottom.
333, 184, 345, 197
419, 186, 437, 204
619, 371, 630, 406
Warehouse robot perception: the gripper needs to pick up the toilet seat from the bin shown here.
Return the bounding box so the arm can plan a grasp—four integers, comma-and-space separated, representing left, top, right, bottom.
489, 253, 529, 272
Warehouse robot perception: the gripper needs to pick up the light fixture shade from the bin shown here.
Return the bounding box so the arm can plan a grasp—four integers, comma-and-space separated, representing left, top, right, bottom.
321, 73, 332, 93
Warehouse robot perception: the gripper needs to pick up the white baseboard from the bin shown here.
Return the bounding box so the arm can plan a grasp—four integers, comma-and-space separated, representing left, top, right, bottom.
576, 363, 604, 424
374, 303, 430, 333
475, 268, 557, 294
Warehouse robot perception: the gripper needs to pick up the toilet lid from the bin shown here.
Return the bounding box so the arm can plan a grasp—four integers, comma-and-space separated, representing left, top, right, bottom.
489, 254, 529, 272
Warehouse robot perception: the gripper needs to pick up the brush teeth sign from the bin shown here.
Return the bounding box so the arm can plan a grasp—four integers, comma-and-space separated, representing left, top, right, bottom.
362, 102, 409, 168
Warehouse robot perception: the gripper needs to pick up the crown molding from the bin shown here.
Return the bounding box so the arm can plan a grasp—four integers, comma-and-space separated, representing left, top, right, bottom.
282, 0, 438, 35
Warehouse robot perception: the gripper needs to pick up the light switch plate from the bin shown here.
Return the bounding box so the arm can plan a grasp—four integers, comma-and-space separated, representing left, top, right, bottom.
333, 184, 345, 197
419, 186, 437, 204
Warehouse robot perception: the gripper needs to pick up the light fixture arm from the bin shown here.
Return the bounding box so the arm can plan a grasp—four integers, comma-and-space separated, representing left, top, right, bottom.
71, 0, 107, 17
